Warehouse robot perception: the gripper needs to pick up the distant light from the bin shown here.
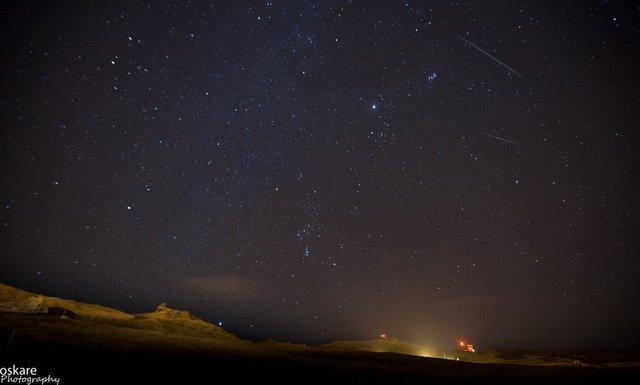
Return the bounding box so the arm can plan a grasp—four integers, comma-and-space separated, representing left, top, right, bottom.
459, 341, 465, 347
218, 321, 222, 327
372, 104, 377, 110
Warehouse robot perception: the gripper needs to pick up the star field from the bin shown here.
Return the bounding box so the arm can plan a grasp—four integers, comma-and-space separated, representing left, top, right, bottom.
1, 1, 639, 350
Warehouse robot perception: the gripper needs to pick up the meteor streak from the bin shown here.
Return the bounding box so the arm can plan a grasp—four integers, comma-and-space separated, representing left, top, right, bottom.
454, 32, 524, 78
475, 130, 521, 146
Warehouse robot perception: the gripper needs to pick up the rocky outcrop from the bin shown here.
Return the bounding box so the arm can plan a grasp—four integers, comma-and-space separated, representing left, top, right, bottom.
153, 303, 197, 320
0, 295, 46, 313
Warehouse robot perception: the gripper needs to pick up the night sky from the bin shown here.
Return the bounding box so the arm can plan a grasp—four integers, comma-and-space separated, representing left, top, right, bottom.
2, 1, 639, 351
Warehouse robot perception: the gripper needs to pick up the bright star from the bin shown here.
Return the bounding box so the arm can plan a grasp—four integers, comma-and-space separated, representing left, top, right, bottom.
372, 104, 377, 110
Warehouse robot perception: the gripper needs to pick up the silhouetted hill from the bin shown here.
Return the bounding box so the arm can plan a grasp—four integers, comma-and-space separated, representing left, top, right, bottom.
1, 282, 638, 384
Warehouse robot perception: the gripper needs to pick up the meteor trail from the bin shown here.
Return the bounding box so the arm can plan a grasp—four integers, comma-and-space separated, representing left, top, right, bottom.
475, 130, 521, 146
454, 33, 524, 78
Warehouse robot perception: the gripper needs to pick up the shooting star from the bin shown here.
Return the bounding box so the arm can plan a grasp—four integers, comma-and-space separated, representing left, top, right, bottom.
454, 32, 524, 78
475, 130, 521, 146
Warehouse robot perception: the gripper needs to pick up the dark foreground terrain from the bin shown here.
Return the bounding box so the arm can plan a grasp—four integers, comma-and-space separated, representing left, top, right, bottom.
1, 283, 638, 384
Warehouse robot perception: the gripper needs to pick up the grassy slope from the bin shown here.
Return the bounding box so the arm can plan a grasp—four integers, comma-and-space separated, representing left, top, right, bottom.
320, 338, 437, 357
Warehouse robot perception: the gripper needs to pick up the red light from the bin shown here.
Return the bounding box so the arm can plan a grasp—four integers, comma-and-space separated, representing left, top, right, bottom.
459, 341, 465, 347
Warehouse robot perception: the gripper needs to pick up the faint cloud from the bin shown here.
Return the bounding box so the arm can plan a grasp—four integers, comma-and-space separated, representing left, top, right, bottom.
434, 295, 506, 309
180, 276, 259, 304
